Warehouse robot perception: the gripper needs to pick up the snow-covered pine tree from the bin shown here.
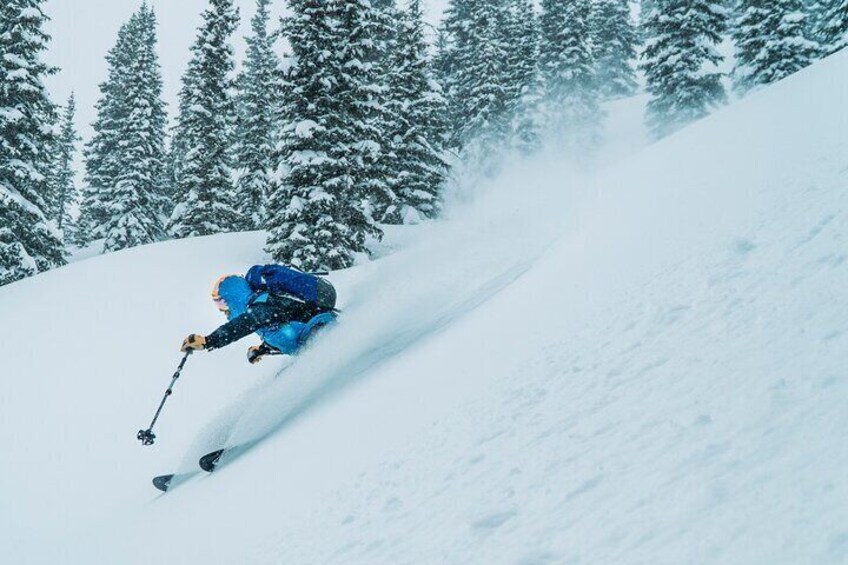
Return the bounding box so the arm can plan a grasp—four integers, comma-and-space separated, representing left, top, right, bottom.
539, 0, 605, 152
733, 0, 823, 95
338, 0, 397, 225
49, 93, 80, 240
804, 0, 828, 43
432, 27, 453, 93
102, 2, 168, 251
430, 29, 460, 164
372, 0, 399, 56
0, 0, 66, 285
820, 0, 848, 52
165, 60, 198, 208
504, 0, 543, 155
370, 0, 404, 222
433, 8, 461, 147
592, 0, 639, 100
140, 3, 171, 220
382, 0, 449, 224
77, 20, 133, 247
168, 0, 241, 238
359, 0, 406, 224
641, 0, 659, 25
78, 4, 168, 252
640, 0, 727, 138
439, 0, 512, 154
266, 1, 379, 270
234, 0, 279, 230
502, 0, 536, 107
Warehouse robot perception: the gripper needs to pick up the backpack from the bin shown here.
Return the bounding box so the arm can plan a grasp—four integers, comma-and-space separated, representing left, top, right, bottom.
245, 264, 337, 311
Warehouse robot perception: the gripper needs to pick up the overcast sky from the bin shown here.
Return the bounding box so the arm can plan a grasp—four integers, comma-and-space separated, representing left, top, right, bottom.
42, 0, 448, 147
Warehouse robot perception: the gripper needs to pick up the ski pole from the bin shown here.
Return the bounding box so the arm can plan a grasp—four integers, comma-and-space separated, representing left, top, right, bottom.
137, 350, 192, 446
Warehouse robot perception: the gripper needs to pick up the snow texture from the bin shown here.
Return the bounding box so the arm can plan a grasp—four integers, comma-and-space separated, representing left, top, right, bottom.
1, 49, 847, 565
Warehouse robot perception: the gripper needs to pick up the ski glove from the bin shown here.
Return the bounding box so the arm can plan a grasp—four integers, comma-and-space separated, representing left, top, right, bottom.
181, 334, 208, 352
246, 345, 265, 364
247, 343, 280, 364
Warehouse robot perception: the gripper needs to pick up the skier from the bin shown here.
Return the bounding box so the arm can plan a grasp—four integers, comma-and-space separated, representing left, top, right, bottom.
181, 264, 338, 364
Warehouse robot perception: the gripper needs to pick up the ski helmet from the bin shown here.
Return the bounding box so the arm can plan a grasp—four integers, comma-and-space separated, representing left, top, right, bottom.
212, 275, 237, 312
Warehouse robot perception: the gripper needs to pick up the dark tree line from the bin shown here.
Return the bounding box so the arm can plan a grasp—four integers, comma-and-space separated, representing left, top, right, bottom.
1, 0, 845, 285
0, 0, 66, 285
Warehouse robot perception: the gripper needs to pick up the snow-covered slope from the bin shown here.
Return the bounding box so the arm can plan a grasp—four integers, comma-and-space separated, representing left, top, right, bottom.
2, 51, 848, 564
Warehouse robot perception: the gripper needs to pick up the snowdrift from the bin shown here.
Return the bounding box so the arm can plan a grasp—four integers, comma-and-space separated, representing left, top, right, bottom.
2, 50, 847, 564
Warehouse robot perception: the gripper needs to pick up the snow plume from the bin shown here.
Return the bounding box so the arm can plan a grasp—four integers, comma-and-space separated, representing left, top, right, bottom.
210, 151, 594, 456
205, 92, 644, 454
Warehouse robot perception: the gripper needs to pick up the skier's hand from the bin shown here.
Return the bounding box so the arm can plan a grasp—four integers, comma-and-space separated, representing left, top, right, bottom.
181, 334, 207, 352
246, 345, 265, 364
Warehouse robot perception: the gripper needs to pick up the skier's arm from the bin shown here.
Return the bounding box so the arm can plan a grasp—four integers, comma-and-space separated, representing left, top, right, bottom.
204, 304, 280, 350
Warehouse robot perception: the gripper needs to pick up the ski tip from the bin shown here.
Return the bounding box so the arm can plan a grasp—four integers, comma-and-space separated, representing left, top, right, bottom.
199, 449, 225, 473
152, 474, 175, 492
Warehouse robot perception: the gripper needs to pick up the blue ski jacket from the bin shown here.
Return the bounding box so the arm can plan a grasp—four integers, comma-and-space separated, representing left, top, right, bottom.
208, 272, 336, 355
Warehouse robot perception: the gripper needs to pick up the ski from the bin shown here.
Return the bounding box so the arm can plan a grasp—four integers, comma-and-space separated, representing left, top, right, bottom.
153, 474, 176, 492
198, 441, 258, 473
199, 449, 225, 472
151, 471, 198, 492
153, 475, 175, 492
